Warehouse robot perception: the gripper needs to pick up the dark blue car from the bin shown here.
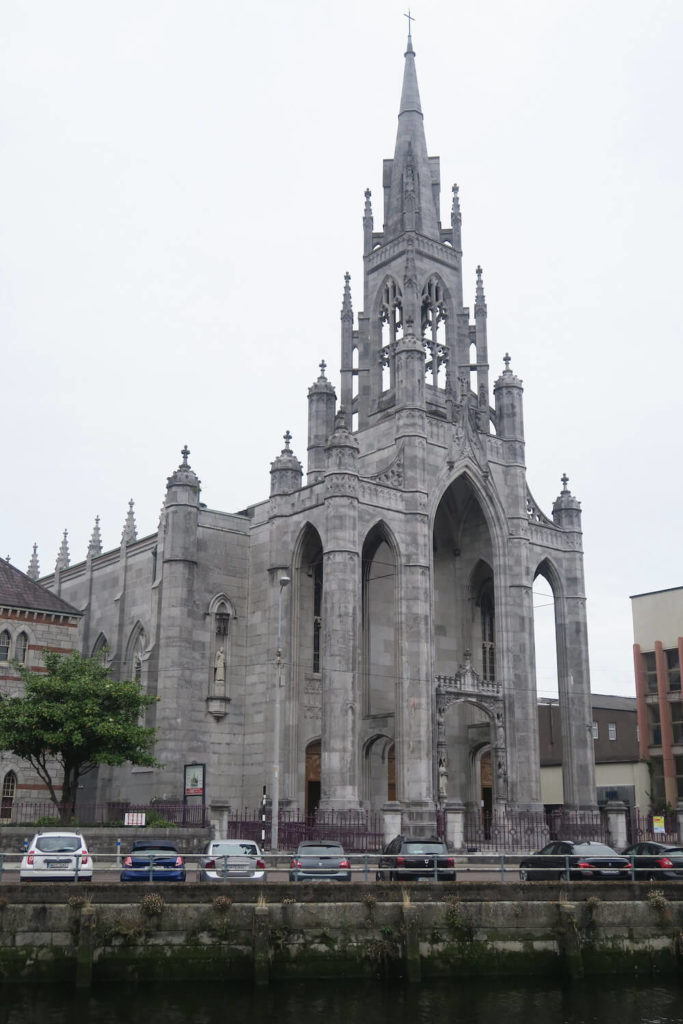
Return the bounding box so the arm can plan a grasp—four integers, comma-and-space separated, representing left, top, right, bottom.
120, 840, 186, 882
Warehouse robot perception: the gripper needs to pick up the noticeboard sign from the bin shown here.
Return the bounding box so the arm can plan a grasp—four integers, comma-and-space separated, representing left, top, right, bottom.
184, 763, 205, 797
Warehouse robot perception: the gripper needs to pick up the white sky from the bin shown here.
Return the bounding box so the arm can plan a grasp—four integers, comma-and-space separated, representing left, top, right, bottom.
2, 0, 682, 699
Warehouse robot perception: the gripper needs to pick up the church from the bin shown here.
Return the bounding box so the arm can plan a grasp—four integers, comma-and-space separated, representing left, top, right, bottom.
15, 31, 597, 835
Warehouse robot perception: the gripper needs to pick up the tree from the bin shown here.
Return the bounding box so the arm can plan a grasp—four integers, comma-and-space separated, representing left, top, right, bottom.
0, 650, 158, 821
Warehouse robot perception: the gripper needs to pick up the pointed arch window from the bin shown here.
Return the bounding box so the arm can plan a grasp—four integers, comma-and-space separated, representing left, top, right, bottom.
1, 770, 17, 820
379, 278, 402, 393
313, 560, 323, 674
91, 634, 109, 663
480, 583, 495, 682
421, 276, 447, 389
15, 632, 28, 664
0, 631, 9, 662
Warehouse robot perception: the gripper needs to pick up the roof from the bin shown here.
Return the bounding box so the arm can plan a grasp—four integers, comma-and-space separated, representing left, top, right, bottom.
0, 558, 81, 616
591, 694, 637, 711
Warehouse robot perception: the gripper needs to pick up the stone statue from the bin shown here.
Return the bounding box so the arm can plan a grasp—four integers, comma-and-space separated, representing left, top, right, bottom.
438, 758, 448, 799
212, 647, 225, 695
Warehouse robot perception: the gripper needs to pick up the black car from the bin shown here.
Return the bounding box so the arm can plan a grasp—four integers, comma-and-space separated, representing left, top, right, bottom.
377, 835, 456, 882
519, 841, 631, 881
621, 842, 683, 881
289, 841, 351, 882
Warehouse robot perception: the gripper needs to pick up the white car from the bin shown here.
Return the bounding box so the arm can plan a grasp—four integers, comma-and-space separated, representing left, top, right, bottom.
20, 831, 92, 882
198, 839, 266, 882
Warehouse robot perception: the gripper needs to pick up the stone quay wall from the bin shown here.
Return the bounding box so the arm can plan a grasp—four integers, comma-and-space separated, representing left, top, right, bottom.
1, 882, 683, 987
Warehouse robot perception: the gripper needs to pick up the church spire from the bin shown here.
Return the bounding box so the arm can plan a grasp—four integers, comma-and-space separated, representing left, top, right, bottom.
88, 516, 103, 558
384, 22, 440, 242
55, 530, 70, 572
121, 500, 138, 546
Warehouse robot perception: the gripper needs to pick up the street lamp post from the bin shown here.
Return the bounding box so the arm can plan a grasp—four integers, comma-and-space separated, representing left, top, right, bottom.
271, 575, 291, 851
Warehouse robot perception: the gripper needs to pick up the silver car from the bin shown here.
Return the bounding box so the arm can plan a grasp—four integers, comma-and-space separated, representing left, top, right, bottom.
20, 831, 92, 882
198, 839, 266, 882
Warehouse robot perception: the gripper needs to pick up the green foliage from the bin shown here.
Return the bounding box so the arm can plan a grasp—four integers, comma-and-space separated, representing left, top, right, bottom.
0, 650, 158, 820
144, 810, 176, 829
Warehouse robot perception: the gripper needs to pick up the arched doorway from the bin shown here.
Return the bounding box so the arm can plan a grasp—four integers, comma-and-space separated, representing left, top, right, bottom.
305, 740, 321, 819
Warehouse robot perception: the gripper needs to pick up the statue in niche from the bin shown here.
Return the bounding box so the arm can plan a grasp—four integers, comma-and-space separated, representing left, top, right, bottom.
212, 647, 226, 696
438, 758, 448, 799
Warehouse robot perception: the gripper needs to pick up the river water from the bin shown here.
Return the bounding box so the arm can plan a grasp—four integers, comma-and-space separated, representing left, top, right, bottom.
2, 979, 683, 1024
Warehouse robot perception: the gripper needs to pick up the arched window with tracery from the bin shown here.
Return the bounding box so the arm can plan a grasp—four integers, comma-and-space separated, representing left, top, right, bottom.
421, 276, 447, 389
15, 632, 28, 664
480, 583, 495, 682
0, 631, 9, 662
1, 770, 17, 820
379, 278, 402, 393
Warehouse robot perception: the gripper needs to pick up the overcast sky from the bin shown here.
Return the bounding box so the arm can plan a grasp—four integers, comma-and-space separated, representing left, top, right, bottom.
2, 0, 681, 699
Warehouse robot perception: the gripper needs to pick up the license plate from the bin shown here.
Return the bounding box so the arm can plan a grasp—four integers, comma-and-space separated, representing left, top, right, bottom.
47, 860, 70, 868
601, 869, 619, 875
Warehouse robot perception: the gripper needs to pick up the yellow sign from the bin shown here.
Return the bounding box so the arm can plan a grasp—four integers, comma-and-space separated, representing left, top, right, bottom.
653, 815, 665, 833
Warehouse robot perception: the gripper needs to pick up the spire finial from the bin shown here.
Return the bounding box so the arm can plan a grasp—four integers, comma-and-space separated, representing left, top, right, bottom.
561, 473, 569, 493
181, 444, 190, 466
88, 516, 103, 559
503, 352, 511, 373
121, 499, 138, 546
56, 529, 70, 572
27, 542, 40, 580
283, 430, 292, 452
318, 359, 327, 379
404, 9, 415, 53
341, 271, 353, 322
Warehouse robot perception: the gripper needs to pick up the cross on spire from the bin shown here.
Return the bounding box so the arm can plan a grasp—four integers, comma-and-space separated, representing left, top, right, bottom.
319, 360, 327, 378
181, 445, 190, 466
561, 473, 569, 492
283, 430, 292, 450
404, 9, 415, 32
503, 352, 511, 371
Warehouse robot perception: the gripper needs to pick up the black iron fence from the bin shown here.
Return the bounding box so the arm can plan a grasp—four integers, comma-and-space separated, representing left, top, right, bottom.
1, 800, 208, 828
225, 807, 384, 852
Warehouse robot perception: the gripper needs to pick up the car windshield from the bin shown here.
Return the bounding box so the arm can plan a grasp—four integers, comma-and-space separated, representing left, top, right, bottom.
211, 842, 258, 856
298, 845, 343, 856
35, 836, 81, 853
403, 843, 444, 854
572, 843, 619, 857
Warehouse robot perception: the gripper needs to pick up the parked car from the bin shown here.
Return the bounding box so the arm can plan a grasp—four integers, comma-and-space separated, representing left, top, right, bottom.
289, 840, 351, 882
120, 840, 186, 882
377, 835, 456, 882
621, 842, 683, 881
20, 831, 92, 882
519, 841, 631, 881
199, 839, 266, 882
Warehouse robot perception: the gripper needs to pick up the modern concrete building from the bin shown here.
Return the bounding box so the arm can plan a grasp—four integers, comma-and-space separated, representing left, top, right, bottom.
13, 31, 597, 835
632, 586, 683, 809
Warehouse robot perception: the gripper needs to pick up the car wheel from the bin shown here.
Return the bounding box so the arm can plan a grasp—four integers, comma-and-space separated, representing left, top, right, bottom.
519, 868, 529, 882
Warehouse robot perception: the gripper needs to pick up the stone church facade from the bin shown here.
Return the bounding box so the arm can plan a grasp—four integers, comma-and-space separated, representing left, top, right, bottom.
36, 33, 596, 834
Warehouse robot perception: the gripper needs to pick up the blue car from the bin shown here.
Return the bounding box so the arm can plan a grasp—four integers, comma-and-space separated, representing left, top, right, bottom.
120, 840, 186, 882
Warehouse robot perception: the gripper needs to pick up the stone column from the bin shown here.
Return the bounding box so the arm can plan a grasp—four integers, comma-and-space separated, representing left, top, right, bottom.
382, 802, 403, 845
319, 414, 360, 811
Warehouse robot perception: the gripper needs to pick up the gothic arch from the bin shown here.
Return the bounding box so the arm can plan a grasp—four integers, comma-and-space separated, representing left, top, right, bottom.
362, 522, 400, 721
372, 276, 403, 395
207, 594, 236, 701
125, 622, 147, 684
362, 733, 396, 809
91, 632, 109, 661
430, 467, 509, 563
14, 630, 29, 664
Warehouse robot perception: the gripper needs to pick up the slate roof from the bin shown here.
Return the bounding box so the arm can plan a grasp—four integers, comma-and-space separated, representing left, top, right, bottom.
0, 559, 80, 616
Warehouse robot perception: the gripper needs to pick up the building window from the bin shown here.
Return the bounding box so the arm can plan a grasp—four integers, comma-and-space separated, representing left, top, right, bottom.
666, 649, 681, 693
15, 632, 28, 664
480, 585, 495, 682
642, 651, 658, 693
671, 700, 683, 745
592, 721, 599, 740
0, 631, 9, 661
313, 561, 322, 674
608, 722, 617, 741
648, 703, 661, 746
1, 771, 16, 820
